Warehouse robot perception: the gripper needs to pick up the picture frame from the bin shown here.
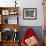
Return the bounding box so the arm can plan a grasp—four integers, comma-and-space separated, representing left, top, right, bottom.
0, 32, 1, 41
23, 8, 37, 20
2, 10, 9, 15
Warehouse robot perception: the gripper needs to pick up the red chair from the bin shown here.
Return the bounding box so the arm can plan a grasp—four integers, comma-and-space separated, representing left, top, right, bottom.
21, 28, 41, 46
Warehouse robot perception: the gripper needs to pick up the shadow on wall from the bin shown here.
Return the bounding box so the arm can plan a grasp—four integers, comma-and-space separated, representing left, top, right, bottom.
18, 26, 44, 44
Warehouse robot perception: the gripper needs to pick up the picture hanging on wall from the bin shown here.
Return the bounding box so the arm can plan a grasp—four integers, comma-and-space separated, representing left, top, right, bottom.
23, 8, 37, 20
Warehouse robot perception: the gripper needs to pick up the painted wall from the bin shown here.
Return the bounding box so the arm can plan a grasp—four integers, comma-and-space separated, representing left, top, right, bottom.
0, 0, 44, 26
18, 0, 44, 26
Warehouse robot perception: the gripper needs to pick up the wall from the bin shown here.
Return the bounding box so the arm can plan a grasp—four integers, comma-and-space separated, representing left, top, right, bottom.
0, 0, 44, 26
18, 0, 44, 26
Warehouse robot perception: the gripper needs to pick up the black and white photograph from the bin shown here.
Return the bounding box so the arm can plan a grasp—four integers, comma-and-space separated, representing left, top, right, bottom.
23, 8, 37, 20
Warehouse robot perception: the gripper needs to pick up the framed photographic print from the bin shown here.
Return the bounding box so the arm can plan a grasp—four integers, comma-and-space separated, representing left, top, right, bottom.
23, 8, 37, 20
2, 10, 9, 15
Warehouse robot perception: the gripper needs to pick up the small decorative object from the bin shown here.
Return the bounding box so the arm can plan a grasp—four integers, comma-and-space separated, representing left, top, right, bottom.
23, 8, 37, 20
9, 9, 18, 15
14, 28, 17, 32
5, 18, 8, 24
2, 16, 8, 24
2, 10, 9, 15
13, 32, 18, 41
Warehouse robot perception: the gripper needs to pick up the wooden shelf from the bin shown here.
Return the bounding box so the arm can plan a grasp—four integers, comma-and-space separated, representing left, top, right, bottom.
0, 7, 19, 10
0, 7, 19, 46
0, 7, 19, 24
0, 24, 20, 32
0, 7, 19, 15
1, 40, 19, 46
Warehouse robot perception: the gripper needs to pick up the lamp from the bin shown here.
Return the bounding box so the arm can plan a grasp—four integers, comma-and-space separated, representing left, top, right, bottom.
14, 28, 17, 32
15, 0, 17, 7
